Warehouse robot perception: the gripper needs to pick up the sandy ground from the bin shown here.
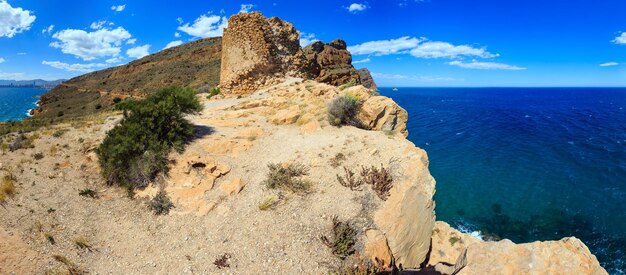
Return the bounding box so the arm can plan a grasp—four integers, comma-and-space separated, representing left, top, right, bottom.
0, 80, 420, 274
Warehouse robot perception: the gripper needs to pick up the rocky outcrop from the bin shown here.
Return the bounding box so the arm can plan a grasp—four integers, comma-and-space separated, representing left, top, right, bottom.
219, 12, 374, 94
358, 68, 377, 91
427, 222, 607, 275
358, 95, 408, 136
301, 40, 361, 86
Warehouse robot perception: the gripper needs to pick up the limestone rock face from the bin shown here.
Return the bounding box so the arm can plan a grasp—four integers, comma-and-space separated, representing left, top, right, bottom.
358, 68, 377, 91
454, 237, 607, 275
373, 145, 436, 268
358, 96, 409, 136
219, 12, 368, 94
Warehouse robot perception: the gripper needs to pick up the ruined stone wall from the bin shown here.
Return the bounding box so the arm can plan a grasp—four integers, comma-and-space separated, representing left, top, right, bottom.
219, 12, 377, 94
220, 12, 302, 94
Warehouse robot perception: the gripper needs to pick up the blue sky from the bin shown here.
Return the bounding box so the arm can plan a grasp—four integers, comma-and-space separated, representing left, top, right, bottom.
0, 0, 625, 87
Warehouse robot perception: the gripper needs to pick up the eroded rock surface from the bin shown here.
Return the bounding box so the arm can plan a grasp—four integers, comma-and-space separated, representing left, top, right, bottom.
219, 12, 374, 94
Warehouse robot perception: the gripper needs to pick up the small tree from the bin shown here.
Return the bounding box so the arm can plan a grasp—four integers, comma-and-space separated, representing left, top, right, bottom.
97, 87, 202, 192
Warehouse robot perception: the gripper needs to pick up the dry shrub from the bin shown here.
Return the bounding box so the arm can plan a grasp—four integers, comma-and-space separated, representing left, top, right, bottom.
263, 162, 311, 193
320, 216, 357, 259
336, 165, 393, 200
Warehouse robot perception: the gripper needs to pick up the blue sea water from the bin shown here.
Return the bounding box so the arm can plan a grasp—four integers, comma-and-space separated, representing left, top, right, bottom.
380, 87, 626, 274
0, 87, 45, 122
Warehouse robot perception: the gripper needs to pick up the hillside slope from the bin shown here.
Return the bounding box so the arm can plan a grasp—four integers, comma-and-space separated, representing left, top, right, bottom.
31, 37, 222, 119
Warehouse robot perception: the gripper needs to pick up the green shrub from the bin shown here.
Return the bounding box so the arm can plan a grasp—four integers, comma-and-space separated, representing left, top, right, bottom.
97, 87, 202, 191
263, 163, 311, 193
56, 111, 64, 117
320, 216, 357, 259
207, 87, 220, 99
113, 97, 122, 104
328, 94, 362, 127
149, 190, 174, 215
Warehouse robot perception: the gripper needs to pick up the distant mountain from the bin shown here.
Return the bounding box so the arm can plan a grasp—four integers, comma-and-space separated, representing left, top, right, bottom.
31, 37, 222, 119
0, 79, 65, 89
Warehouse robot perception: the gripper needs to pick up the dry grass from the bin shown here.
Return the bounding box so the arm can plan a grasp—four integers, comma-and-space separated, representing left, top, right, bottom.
258, 194, 279, 210
74, 236, 94, 251
50, 255, 86, 275
329, 152, 346, 168
0, 172, 17, 203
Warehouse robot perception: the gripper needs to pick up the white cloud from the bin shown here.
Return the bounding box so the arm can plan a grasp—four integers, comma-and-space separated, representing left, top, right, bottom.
127, 44, 151, 59
239, 4, 254, 13
0, 72, 25, 79
300, 32, 317, 47
90, 20, 108, 30
174, 32, 181, 38
177, 14, 227, 38
0, 57, 4, 63
353, 58, 370, 64
176, 17, 184, 24
0, 0, 36, 38
447, 60, 526, 70
126, 38, 136, 45
50, 27, 132, 61
347, 3, 367, 13
372, 72, 461, 82
42, 25, 54, 35
17, 52, 26, 55
42, 60, 108, 73
163, 40, 183, 50
105, 56, 124, 64
348, 36, 423, 56
111, 4, 126, 12
613, 32, 626, 45
410, 41, 497, 59
600, 62, 619, 67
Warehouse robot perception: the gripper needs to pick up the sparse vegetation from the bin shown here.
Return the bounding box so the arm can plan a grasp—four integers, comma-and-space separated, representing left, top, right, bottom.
51, 254, 86, 275
330, 152, 346, 168
258, 194, 279, 210
214, 253, 231, 269
336, 165, 393, 200
262, 162, 311, 193
0, 172, 17, 203
8, 134, 34, 151
33, 152, 45, 160
52, 129, 68, 138
149, 190, 174, 215
328, 93, 363, 127
449, 236, 460, 246
74, 236, 94, 251
207, 87, 221, 99
320, 216, 357, 259
97, 87, 202, 192
339, 78, 358, 91
78, 189, 98, 198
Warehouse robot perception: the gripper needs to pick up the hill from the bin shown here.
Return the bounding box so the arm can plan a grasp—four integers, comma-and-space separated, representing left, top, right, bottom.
31, 37, 222, 119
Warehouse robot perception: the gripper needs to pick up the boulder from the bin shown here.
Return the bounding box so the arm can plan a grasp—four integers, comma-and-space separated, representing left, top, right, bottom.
358, 96, 408, 136
454, 237, 607, 275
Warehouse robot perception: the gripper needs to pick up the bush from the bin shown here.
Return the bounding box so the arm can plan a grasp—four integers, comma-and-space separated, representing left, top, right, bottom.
207, 87, 220, 99
33, 153, 44, 160
328, 94, 362, 127
97, 87, 202, 192
8, 134, 34, 151
263, 163, 311, 193
113, 97, 122, 104
78, 189, 98, 198
320, 216, 357, 259
149, 190, 174, 215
